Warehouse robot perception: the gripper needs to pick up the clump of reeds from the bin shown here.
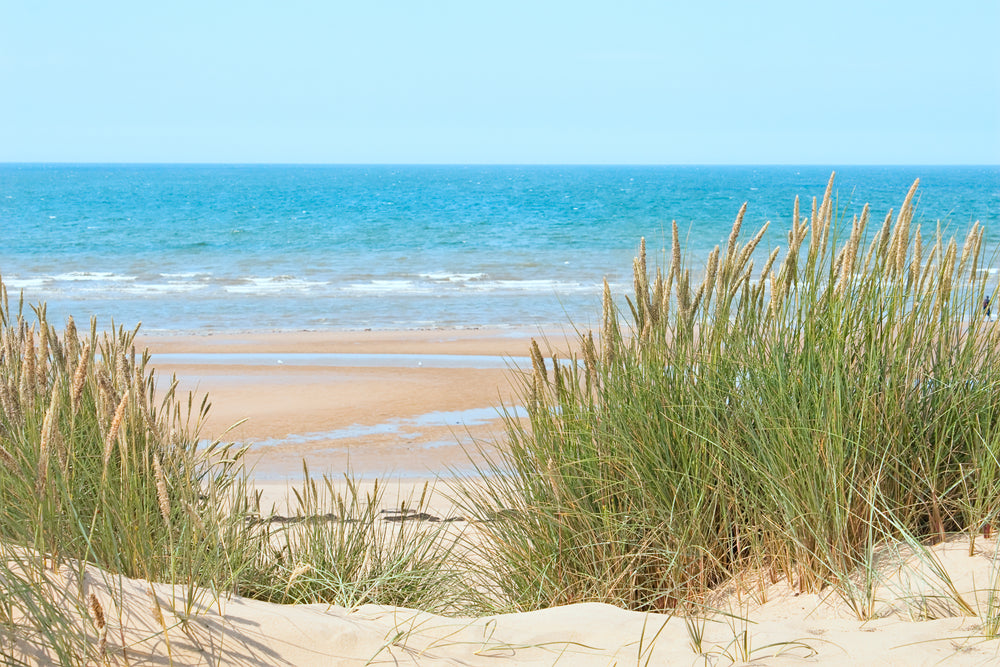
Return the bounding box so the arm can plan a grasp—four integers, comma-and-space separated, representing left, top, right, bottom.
459, 173, 1000, 614
0, 302, 258, 589
0, 293, 264, 663
0, 281, 489, 662
242, 465, 470, 614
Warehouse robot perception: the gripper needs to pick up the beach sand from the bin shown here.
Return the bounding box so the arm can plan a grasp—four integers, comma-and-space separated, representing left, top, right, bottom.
25, 535, 1000, 666
138, 328, 558, 482
32, 328, 987, 665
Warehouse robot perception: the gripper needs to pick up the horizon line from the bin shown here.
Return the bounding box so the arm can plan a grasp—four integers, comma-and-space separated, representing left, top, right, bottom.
2, 161, 998, 168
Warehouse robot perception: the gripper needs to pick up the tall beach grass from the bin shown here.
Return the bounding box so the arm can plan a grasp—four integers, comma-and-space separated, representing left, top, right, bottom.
458, 173, 1000, 615
0, 291, 463, 663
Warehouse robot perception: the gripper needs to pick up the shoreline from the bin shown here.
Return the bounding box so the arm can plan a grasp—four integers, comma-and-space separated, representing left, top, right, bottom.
136, 326, 577, 481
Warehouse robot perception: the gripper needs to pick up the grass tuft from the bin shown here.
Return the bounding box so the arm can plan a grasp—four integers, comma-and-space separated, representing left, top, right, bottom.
459, 172, 1000, 617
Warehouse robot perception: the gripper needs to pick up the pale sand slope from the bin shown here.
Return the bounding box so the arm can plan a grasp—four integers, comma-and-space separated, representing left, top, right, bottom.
21, 534, 1000, 665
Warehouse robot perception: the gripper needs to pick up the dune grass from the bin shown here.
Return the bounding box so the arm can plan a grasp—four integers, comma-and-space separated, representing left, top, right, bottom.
2, 172, 999, 663
457, 173, 1000, 615
0, 292, 463, 663
239, 467, 471, 614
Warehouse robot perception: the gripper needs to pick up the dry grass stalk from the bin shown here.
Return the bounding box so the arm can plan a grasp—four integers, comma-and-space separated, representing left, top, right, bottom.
968, 226, 984, 293
735, 222, 770, 277
87, 592, 107, 656
817, 173, 836, 260
601, 279, 615, 368
37, 383, 60, 496
752, 247, 780, 307
285, 563, 313, 594
545, 457, 560, 504
70, 342, 91, 414
37, 321, 49, 391
633, 237, 650, 325
529, 338, 547, 385
651, 267, 665, 323
958, 222, 980, 282
837, 205, 867, 296
96, 368, 115, 422
529, 338, 548, 408
874, 209, 894, 269
103, 391, 130, 471
677, 267, 692, 325
582, 331, 599, 391
152, 453, 172, 528
716, 206, 747, 297
64, 316, 79, 368
909, 226, 923, 289
701, 246, 721, 313
724, 203, 747, 271
19, 329, 36, 409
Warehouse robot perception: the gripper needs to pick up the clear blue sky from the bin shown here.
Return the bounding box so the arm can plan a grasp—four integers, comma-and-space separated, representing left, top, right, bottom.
1, 1, 997, 164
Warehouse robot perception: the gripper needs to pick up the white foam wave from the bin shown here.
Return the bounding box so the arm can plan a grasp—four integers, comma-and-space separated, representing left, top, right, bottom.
3, 277, 48, 289
223, 276, 325, 294
52, 272, 135, 282
419, 272, 489, 282
119, 283, 208, 295
341, 280, 433, 295
159, 272, 208, 279
487, 279, 599, 294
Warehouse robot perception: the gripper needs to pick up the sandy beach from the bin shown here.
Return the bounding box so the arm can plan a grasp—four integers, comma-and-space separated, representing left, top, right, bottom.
137, 327, 571, 483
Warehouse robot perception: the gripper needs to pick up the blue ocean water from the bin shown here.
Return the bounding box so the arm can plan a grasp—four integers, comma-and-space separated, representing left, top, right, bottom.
1, 164, 998, 332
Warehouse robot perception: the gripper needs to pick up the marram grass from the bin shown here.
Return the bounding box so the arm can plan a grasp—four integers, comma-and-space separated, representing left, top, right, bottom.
0, 294, 462, 664
457, 173, 1000, 613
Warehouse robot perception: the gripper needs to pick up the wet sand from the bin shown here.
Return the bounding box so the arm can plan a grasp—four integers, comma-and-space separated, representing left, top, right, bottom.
138, 328, 570, 481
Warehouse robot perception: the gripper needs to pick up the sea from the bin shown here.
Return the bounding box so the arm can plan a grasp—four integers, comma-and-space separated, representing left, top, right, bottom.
1, 164, 998, 333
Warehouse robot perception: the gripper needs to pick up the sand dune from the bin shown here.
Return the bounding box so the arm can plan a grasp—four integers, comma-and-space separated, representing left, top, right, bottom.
12, 530, 1000, 666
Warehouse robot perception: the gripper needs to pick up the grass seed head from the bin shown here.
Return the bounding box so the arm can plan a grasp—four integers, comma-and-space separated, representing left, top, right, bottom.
285, 563, 313, 594
37, 383, 61, 496
909, 226, 923, 288
22, 329, 36, 397
88, 592, 107, 655
104, 390, 130, 470
601, 278, 615, 368
71, 342, 91, 414
152, 452, 172, 528
64, 316, 78, 366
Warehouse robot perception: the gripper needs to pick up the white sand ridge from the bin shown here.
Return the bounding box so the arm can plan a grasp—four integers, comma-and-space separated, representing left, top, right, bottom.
8, 534, 1000, 666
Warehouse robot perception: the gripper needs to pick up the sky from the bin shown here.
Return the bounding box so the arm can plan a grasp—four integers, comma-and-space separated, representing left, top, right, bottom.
1, 1, 998, 164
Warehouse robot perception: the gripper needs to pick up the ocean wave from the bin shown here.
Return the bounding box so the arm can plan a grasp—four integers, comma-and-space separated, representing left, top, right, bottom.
223, 276, 327, 294
118, 283, 209, 295
4, 270, 613, 299
418, 272, 489, 282
159, 271, 210, 279
52, 271, 136, 282
2, 276, 49, 289
487, 279, 600, 294
341, 279, 435, 295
